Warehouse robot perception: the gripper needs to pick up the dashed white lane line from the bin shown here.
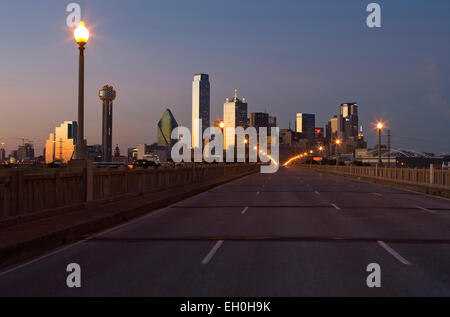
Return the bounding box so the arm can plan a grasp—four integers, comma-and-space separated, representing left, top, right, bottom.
416, 206, 436, 214
241, 207, 249, 214
331, 203, 341, 210
201, 240, 224, 265
372, 192, 382, 197
377, 241, 411, 266
315, 191, 320, 195
256, 191, 260, 195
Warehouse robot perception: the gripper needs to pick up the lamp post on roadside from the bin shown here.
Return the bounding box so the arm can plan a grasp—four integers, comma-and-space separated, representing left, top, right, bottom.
335, 139, 341, 166
377, 122, 383, 165
318, 146, 324, 165
73, 21, 90, 160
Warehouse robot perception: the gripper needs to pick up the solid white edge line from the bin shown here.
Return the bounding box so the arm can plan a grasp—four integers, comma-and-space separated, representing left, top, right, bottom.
201, 240, 224, 265
377, 241, 411, 265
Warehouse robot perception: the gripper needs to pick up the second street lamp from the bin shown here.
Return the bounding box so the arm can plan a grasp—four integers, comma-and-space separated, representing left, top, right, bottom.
377, 122, 383, 165
74, 21, 90, 160
335, 139, 341, 166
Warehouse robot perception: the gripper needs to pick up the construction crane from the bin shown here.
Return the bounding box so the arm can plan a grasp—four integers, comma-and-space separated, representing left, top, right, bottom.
15, 138, 33, 146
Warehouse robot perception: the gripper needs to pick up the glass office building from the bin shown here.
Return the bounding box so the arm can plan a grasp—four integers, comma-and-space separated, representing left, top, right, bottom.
192, 74, 210, 149
157, 109, 178, 147
296, 113, 316, 140
45, 121, 78, 163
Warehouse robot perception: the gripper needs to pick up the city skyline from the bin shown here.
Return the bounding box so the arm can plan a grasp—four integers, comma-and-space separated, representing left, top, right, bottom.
1, 0, 450, 155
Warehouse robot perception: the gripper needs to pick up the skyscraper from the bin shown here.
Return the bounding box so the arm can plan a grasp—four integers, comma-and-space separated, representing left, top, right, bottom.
17, 143, 34, 162
98, 85, 117, 162
223, 89, 248, 149
330, 115, 344, 140
157, 109, 179, 147
192, 74, 210, 149
340, 103, 359, 138
296, 113, 315, 140
250, 112, 269, 131
45, 121, 78, 163
268, 116, 277, 128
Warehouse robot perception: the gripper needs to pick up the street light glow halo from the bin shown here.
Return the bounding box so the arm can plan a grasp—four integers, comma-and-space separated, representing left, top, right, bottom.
74, 21, 90, 44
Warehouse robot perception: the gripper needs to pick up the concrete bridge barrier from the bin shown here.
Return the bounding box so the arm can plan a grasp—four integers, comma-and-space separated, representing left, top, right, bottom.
0, 163, 258, 224
305, 164, 450, 198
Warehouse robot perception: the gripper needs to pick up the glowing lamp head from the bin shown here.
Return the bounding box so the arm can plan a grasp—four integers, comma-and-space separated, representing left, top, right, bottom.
74, 21, 90, 45
335, 139, 341, 145
319, 146, 324, 151
244, 139, 248, 144
377, 122, 383, 130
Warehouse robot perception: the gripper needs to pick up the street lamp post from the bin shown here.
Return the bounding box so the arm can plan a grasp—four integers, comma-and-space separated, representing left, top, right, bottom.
74, 21, 90, 160
335, 139, 341, 166
377, 122, 383, 165
319, 146, 324, 165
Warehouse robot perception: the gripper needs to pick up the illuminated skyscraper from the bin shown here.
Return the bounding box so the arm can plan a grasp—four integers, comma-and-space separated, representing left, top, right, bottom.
223, 89, 248, 149
98, 85, 117, 162
296, 113, 315, 140
192, 74, 210, 149
45, 121, 78, 163
157, 109, 178, 147
340, 103, 359, 138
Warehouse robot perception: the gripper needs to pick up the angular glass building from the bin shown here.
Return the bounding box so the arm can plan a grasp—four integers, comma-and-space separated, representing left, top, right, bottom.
157, 109, 179, 147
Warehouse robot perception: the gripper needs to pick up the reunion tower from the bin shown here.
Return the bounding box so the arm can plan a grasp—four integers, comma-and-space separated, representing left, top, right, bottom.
98, 85, 116, 162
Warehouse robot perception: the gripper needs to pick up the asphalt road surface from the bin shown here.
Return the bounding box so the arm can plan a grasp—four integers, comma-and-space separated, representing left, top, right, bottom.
1, 166, 450, 296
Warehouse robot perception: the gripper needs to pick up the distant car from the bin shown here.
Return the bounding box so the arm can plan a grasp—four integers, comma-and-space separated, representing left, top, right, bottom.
133, 159, 160, 169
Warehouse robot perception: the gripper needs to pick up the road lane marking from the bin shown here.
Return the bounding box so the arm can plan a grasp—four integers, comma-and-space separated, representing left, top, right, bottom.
201, 240, 224, 264
256, 191, 260, 195
241, 207, 249, 214
331, 203, 341, 210
377, 241, 411, 265
416, 206, 436, 213
373, 192, 382, 197
315, 191, 320, 195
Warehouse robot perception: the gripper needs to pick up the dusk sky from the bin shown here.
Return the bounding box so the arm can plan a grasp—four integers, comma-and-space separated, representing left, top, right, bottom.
1, 0, 450, 155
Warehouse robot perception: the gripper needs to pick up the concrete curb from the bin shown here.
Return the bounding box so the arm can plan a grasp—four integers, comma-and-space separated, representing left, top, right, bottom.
0, 169, 258, 270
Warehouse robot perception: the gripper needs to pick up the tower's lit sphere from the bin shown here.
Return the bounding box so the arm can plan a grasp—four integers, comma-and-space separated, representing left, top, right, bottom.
98, 85, 116, 101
